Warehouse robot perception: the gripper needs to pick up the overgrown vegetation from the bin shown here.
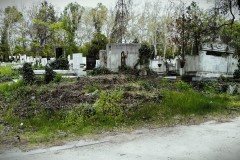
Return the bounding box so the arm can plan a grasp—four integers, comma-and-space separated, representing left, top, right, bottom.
1, 75, 240, 149
90, 67, 113, 75
0, 65, 20, 83
44, 66, 56, 84
49, 58, 69, 70
135, 42, 153, 69
22, 63, 35, 85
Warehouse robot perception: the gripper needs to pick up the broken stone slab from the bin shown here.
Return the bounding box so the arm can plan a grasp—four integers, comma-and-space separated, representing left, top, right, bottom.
163, 76, 177, 80
34, 70, 75, 75
11, 65, 23, 70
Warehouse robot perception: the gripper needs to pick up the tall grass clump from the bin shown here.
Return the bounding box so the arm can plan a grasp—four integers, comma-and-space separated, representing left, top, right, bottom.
0, 65, 15, 76
162, 90, 227, 116
94, 88, 124, 118
0, 80, 23, 92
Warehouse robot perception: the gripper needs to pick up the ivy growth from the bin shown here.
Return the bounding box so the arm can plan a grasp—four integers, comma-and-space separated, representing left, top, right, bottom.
134, 42, 153, 69
49, 58, 69, 70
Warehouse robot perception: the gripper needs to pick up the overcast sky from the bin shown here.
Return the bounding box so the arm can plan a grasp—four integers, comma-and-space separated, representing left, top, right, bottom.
0, 0, 215, 11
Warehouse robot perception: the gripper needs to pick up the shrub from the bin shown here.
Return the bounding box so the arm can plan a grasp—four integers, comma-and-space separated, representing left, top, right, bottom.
44, 66, 56, 84
53, 74, 62, 83
203, 82, 218, 94
49, 58, 69, 70
94, 88, 124, 118
174, 81, 191, 91
134, 42, 153, 69
22, 63, 35, 85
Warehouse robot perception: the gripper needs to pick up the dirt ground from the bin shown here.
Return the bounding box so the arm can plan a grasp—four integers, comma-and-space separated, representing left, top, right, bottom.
1, 117, 240, 160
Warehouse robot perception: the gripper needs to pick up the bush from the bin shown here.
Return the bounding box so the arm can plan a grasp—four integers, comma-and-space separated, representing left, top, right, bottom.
53, 74, 62, 83
22, 63, 35, 85
94, 88, 124, 118
134, 42, 153, 69
44, 66, 56, 84
174, 81, 191, 91
49, 58, 69, 70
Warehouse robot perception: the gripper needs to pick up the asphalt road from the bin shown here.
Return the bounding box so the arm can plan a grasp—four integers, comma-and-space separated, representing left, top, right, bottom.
1, 118, 240, 160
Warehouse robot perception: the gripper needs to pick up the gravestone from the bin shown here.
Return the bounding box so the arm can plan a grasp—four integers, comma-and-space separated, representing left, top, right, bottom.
73, 53, 82, 70
229, 85, 236, 95
95, 60, 100, 68
20, 55, 27, 64
41, 58, 48, 66
48, 58, 55, 64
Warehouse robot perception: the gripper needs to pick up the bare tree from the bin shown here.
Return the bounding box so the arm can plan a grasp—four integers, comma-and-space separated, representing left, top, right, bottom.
110, 0, 132, 43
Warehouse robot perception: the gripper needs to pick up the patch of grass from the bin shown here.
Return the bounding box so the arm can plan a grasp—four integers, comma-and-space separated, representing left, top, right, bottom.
162, 90, 227, 116
84, 83, 101, 93
0, 80, 23, 92
174, 80, 191, 91
1, 76, 240, 148
129, 102, 161, 122
0, 65, 16, 76
53, 74, 63, 83
0, 65, 20, 83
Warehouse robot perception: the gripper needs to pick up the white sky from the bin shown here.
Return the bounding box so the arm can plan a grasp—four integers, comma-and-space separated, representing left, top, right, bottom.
0, 0, 215, 11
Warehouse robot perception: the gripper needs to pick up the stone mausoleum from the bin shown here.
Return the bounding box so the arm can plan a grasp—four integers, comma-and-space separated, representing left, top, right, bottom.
99, 43, 141, 72
184, 40, 238, 80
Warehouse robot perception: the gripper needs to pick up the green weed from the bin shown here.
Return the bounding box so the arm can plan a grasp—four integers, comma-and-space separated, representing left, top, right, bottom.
0, 80, 23, 92
0, 65, 17, 76
174, 80, 191, 91
84, 83, 101, 93
53, 74, 62, 83
94, 88, 124, 118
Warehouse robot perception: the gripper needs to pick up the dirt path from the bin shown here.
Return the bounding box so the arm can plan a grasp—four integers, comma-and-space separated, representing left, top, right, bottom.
1, 118, 240, 160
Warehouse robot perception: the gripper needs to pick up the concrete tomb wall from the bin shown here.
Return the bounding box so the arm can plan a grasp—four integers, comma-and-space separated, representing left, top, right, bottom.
184, 51, 238, 77
106, 43, 141, 72
99, 50, 107, 68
